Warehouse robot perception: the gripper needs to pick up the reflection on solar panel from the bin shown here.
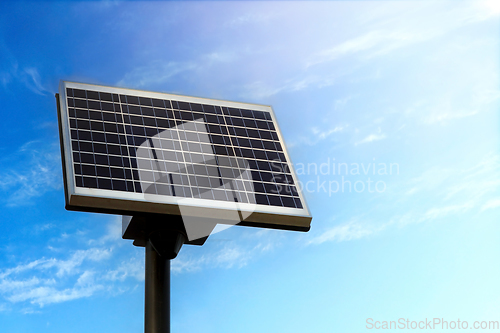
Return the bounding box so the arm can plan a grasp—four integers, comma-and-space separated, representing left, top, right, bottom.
57, 81, 311, 231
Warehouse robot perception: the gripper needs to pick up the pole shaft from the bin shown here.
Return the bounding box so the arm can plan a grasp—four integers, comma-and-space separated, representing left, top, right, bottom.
145, 239, 170, 333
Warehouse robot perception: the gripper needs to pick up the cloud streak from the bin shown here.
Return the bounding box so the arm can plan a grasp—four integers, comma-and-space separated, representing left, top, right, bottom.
308, 220, 379, 245
355, 133, 386, 146
172, 229, 278, 273
117, 60, 197, 89
0, 141, 62, 206
0, 220, 143, 309
307, 30, 424, 68
0, 254, 111, 307
290, 125, 347, 147
172, 244, 253, 273
481, 198, 500, 212
0, 51, 49, 95
309, 152, 500, 246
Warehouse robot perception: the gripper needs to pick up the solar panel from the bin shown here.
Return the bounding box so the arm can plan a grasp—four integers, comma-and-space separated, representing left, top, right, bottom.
57, 81, 311, 233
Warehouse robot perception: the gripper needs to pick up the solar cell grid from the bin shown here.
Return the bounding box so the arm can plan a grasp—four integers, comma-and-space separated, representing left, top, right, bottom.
62, 84, 306, 214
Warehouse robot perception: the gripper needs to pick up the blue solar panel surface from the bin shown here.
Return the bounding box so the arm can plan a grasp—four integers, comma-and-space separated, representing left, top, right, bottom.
64, 87, 303, 209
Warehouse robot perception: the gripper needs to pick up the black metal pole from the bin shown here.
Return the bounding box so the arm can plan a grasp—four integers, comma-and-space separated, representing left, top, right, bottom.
143, 226, 186, 333
145, 239, 170, 333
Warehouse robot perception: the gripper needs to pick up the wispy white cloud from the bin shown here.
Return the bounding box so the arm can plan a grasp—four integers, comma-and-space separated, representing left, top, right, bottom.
0, 248, 112, 281
172, 244, 251, 273
117, 48, 242, 91
308, 219, 381, 245
311, 126, 345, 141
290, 125, 346, 148
241, 81, 284, 100
233, 1, 497, 101
355, 133, 386, 146
396, 153, 500, 223
307, 30, 421, 68
7, 280, 103, 307
52, 248, 113, 278
420, 203, 474, 221
424, 110, 479, 124
88, 216, 122, 246
241, 75, 325, 100
117, 60, 197, 89
20, 68, 48, 95
103, 256, 144, 282
0, 263, 106, 307
421, 88, 500, 124
33, 223, 55, 233
172, 228, 278, 273
202, 51, 235, 64
111, 2, 500, 102
0, 141, 62, 206
481, 198, 500, 212
0, 57, 48, 95
404, 154, 500, 203
311, 152, 500, 245
0, 277, 52, 294
334, 95, 355, 110
308, 1, 500, 69
469, 0, 500, 20
225, 11, 277, 27
0, 219, 144, 309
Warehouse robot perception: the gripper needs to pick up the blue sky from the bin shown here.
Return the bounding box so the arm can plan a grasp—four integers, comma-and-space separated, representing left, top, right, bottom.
1, 1, 499, 332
